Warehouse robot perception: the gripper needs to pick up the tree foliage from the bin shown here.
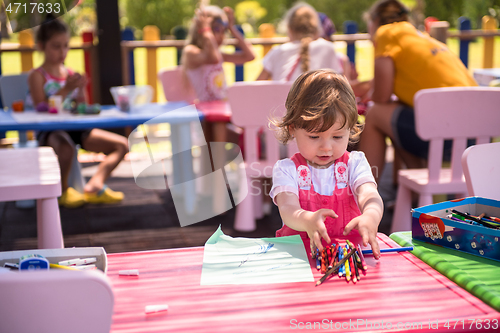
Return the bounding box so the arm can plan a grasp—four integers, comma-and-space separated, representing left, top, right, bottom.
121, 0, 500, 37
124, 0, 196, 37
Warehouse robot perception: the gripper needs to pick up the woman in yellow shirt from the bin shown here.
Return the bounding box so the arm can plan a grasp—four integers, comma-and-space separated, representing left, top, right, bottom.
357, 0, 476, 182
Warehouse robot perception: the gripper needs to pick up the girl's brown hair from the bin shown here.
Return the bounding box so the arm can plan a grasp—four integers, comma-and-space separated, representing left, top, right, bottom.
285, 3, 322, 73
185, 5, 227, 50
365, 0, 409, 26
272, 69, 361, 145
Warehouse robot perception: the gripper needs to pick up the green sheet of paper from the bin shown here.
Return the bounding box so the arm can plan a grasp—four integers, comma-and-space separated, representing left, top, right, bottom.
200, 226, 314, 285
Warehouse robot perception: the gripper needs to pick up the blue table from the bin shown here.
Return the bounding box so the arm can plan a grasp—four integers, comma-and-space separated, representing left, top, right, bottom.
0, 102, 197, 132
0, 102, 201, 216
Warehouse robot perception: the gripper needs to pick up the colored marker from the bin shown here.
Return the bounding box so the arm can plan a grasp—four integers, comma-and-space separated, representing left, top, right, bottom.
58, 257, 96, 266
316, 251, 321, 270
338, 248, 344, 277
320, 249, 326, 274
349, 254, 357, 283
344, 247, 350, 282
49, 263, 80, 271
357, 244, 368, 271
362, 247, 413, 255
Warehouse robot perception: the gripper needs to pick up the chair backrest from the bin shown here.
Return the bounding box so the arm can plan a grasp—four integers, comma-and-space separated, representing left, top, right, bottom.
0, 73, 30, 109
158, 66, 196, 103
0, 270, 114, 333
414, 87, 500, 183
461, 141, 500, 200
228, 81, 295, 165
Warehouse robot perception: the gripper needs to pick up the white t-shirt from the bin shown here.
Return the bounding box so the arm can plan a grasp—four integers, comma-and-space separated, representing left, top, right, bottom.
262, 38, 344, 81
270, 151, 376, 205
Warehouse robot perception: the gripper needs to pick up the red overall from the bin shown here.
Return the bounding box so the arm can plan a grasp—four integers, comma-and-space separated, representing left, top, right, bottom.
276, 152, 362, 242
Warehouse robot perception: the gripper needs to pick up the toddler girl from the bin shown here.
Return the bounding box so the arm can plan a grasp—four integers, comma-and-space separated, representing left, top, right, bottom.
270, 70, 383, 258
28, 15, 128, 208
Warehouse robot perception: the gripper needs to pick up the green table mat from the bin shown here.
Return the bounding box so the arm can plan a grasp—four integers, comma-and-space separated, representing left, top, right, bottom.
390, 231, 500, 312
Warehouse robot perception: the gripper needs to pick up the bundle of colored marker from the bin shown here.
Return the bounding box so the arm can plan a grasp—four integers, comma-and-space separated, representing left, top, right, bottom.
312, 241, 368, 286
56, 257, 97, 271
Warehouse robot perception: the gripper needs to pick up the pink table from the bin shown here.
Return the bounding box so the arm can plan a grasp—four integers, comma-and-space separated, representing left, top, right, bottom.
107, 233, 500, 332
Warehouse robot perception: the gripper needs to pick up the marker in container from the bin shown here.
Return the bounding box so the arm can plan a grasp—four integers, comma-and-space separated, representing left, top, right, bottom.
119, 269, 140, 276
71, 264, 96, 271
3, 263, 19, 270
49, 263, 80, 271
145, 304, 168, 314
58, 257, 97, 266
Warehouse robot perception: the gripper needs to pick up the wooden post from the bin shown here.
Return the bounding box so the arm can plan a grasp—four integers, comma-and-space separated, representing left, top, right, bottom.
258, 23, 275, 56
122, 27, 135, 85
19, 30, 34, 72
343, 21, 358, 64
482, 15, 497, 69
458, 17, 471, 68
429, 21, 449, 44
234, 25, 244, 82
82, 31, 94, 104
143, 25, 159, 102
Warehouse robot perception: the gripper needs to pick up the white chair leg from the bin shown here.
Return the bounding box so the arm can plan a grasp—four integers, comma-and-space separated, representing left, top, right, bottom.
418, 194, 433, 207
234, 176, 256, 232
37, 197, 64, 249
392, 185, 412, 233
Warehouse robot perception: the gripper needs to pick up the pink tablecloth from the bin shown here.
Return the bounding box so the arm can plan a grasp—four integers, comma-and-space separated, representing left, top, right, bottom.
107, 233, 499, 333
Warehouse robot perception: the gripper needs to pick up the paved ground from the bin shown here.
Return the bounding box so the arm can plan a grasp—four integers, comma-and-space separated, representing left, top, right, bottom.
0, 154, 396, 254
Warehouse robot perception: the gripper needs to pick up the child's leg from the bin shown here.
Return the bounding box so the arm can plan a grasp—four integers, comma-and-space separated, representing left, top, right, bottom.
81, 128, 129, 193
46, 131, 76, 191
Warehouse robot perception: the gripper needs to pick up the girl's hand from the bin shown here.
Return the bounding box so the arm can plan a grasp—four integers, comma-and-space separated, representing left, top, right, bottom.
195, 8, 212, 31
223, 7, 235, 27
65, 73, 86, 91
343, 214, 380, 259
305, 209, 336, 253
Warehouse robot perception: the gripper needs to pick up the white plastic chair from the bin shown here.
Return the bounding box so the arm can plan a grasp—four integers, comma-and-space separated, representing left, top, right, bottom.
0, 73, 29, 109
0, 147, 64, 248
391, 87, 500, 233
462, 141, 500, 200
228, 81, 295, 231
0, 270, 114, 333
0, 73, 85, 194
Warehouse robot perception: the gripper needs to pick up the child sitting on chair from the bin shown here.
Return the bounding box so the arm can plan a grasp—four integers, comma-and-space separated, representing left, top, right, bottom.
27, 14, 128, 208
270, 70, 383, 258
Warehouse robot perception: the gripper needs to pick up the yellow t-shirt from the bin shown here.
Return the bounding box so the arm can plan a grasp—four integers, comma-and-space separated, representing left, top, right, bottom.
374, 21, 477, 106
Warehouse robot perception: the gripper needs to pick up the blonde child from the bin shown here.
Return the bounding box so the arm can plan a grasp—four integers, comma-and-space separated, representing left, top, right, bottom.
270, 70, 383, 258
182, 5, 255, 101
28, 15, 128, 208
256, 3, 349, 83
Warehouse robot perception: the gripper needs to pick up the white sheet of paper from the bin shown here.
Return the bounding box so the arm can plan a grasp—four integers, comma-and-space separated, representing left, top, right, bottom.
200, 226, 313, 285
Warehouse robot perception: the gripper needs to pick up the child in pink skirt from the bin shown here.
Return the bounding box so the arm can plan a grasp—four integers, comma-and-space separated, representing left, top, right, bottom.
270, 69, 383, 258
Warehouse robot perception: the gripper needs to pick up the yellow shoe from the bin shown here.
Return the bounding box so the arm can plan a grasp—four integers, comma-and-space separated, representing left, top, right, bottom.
58, 187, 86, 209
84, 185, 124, 204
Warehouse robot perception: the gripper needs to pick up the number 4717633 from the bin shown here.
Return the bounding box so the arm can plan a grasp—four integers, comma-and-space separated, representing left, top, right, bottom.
6, 2, 61, 14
